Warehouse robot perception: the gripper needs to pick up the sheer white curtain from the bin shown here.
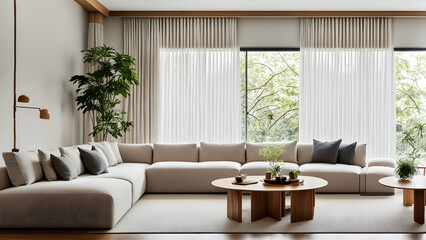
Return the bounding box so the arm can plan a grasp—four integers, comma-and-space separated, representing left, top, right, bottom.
299, 18, 395, 159
123, 18, 240, 143
158, 18, 240, 143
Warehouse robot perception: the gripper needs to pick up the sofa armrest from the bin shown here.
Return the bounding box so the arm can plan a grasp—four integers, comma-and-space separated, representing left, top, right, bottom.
368, 158, 395, 168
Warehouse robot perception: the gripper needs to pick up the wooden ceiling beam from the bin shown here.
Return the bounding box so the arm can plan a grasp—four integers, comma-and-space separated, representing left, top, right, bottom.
109, 11, 426, 18
75, 0, 109, 17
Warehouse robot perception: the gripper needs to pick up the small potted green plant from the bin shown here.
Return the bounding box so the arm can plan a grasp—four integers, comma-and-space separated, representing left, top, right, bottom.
259, 145, 285, 178
289, 169, 301, 179
395, 158, 419, 181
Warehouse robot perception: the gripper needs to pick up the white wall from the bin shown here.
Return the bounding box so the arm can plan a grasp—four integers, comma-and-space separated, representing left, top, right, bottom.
104, 17, 123, 52
394, 18, 426, 48
104, 18, 426, 49
238, 18, 300, 47
0, 0, 88, 155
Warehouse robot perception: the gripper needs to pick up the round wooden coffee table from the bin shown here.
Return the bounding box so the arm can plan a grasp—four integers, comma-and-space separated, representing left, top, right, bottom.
212, 175, 328, 223
379, 176, 426, 224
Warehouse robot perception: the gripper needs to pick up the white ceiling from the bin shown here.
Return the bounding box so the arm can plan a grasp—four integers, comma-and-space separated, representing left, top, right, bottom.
98, 0, 426, 11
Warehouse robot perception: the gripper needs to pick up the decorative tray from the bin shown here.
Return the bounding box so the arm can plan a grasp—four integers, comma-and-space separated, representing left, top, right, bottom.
261, 179, 303, 185
232, 179, 258, 185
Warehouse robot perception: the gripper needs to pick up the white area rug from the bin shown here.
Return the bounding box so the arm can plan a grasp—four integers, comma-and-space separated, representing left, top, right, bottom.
100, 191, 425, 233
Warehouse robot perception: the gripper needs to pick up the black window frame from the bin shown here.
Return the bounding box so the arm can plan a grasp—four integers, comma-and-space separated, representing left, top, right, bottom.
240, 47, 300, 142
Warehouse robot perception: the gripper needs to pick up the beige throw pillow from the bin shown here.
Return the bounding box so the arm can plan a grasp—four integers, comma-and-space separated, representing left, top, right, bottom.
59, 145, 90, 175
38, 149, 61, 181
109, 142, 123, 164
96, 143, 118, 167
2, 151, 43, 187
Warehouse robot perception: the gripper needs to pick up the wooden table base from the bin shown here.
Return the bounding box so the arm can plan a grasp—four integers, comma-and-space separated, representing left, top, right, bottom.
226, 189, 316, 223
402, 189, 425, 224
413, 190, 425, 224
227, 190, 242, 222
250, 191, 284, 221
403, 189, 414, 206
291, 190, 315, 223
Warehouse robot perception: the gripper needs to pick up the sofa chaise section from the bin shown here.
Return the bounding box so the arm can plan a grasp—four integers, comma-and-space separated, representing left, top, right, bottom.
0, 175, 132, 229
85, 163, 149, 204
360, 158, 396, 195
299, 163, 362, 193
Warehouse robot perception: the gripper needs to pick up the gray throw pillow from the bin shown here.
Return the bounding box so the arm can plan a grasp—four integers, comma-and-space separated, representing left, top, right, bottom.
310, 139, 342, 164
78, 146, 108, 175
337, 142, 357, 165
51, 154, 78, 181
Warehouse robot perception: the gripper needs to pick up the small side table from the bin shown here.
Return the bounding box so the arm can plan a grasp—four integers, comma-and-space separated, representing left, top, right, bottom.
379, 176, 426, 224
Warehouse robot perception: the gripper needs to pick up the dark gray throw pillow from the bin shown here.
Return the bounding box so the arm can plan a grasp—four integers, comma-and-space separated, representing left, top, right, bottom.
311, 139, 342, 164
337, 142, 357, 165
51, 154, 78, 181
78, 146, 108, 175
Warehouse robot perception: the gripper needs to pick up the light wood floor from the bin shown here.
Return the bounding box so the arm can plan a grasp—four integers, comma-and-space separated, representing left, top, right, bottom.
0, 231, 424, 240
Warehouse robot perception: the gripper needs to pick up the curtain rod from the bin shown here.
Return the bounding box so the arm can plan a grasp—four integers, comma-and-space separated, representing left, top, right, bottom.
108, 11, 426, 18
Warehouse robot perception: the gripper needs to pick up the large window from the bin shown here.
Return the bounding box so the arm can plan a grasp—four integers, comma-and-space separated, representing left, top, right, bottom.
395, 51, 426, 164
240, 50, 299, 142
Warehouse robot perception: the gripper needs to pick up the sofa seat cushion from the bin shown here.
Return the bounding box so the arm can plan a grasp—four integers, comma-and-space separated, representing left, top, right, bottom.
298, 163, 361, 193
146, 161, 241, 193
84, 163, 149, 204
362, 166, 395, 194
240, 162, 299, 176
0, 178, 132, 229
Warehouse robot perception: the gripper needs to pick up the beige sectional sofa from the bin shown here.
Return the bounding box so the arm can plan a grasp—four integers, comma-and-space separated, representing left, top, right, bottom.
0, 142, 395, 229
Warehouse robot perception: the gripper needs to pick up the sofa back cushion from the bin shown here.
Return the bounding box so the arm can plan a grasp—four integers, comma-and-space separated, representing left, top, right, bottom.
246, 141, 298, 163
199, 142, 245, 163
297, 143, 367, 167
2, 151, 43, 187
118, 144, 153, 164
153, 143, 198, 162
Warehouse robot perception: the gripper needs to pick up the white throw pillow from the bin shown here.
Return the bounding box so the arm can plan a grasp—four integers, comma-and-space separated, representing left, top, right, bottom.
38, 149, 61, 181
109, 142, 123, 164
59, 145, 90, 175
2, 151, 43, 186
92, 146, 109, 167
96, 143, 118, 167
